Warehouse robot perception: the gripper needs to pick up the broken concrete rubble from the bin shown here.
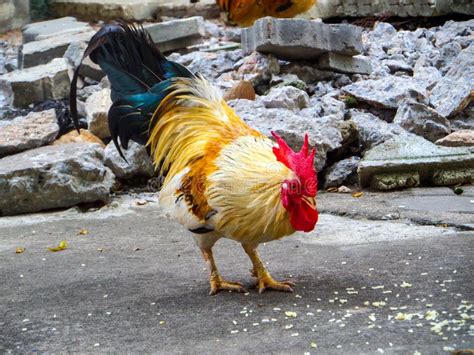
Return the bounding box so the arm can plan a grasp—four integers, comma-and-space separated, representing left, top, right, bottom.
0, 143, 115, 216
145, 17, 206, 53
105, 141, 154, 180
0, 109, 59, 158
85, 88, 112, 139
242, 17, 363, 61
318, 53, 372, 75
0, 58, 72, 107
358, 134, 474, 190
22, 16, 91, 43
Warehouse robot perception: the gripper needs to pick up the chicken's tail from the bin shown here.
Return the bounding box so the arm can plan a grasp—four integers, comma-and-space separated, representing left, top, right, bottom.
69, 21, 194, 159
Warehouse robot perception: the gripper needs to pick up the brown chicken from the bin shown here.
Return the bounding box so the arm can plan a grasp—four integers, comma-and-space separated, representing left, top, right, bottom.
217, 0, 316, 27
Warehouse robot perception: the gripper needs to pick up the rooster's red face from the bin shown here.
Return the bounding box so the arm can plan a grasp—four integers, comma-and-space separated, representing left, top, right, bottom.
272, 132, 318, 232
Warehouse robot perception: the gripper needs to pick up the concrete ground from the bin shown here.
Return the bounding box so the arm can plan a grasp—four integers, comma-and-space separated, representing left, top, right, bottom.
0, 187, 473, 354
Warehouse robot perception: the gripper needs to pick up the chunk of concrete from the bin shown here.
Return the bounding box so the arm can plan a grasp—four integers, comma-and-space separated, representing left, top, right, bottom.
0, 0, 29, 33
50, 0, 165, 22
393, 99, 451, 142
53, 129, 105, 148
144, 17, 206, 52
85, 88, 112, 139
430, 44, 474, 118
19, 30, 94, 69
343, 76, 428, 110
0, 143, 115, 216
22, 16, 91, 43
0, 109, 59, 158
318, 53, 372, 75
358, 134, 474, 190
435, 130, 474, 147
104, 141, 154, 179
261, 86, 310, 111
0, 58, 73, 107
242, 17, 363, 61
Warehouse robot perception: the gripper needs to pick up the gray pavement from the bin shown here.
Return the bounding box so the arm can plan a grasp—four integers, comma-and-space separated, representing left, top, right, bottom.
0, 188, 473, 354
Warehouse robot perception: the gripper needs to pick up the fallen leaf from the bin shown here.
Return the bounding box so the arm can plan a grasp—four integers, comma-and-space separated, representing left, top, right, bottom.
136, 200, 148, 206
97, 248, 103, 252
79, 229, 89, 235
48, 240, 68, 252
310, 342, 317, 349
285, 311, 297, 318
16, 247, 25, 254
352, 191, 364, 198
326, 187, 339, 193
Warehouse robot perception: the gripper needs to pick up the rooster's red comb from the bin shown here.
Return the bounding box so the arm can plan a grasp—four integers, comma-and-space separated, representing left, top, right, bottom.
271, 131, 317, 195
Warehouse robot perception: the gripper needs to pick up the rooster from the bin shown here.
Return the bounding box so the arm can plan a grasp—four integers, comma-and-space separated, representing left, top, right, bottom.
216, 0, 316, 27
70, 23, 319, 295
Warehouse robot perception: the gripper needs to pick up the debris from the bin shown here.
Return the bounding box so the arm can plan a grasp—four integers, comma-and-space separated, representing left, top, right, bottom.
15, 247, 25, 254
48, 240, 68, 252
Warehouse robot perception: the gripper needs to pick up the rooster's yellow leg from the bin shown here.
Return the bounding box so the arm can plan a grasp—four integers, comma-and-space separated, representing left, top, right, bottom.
242, 244, 295, 294
201, 248, 246, 295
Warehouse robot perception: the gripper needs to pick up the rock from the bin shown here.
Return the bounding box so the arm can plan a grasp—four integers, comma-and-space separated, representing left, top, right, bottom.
0, 58, 72, 107
53, 129, 105, 148
318, 53, 372, 75
154, 0, 220, 21
50, 0, 161, 21
63, 40, 86, 68
85, 88, 112, 139
0, 109, 59, 158
435, 130, 474, 147
261, 86, 309, 111
229, 99, 346, 171
413, 66, 441, 90
430, 44, 474, 118
301, 96, 345, 121
358, 134, 474, 190
270, 74, 307, 91
18, 30, 94, 69
104, 141, 154, 179
349, 110, 408, 150
342, 76, 428, 110
393, 99, 451, 142
22, 17, 91, 43
233, 52, 279, 94
223, 80, 255, 101
280, 62, 333, 84
145, 17, 206, 53
176, 49, 242, 80
383, 59, 412, 73
242, 17, 363, 61
323, 156, 361, 189
79, 57, 104, 81
0, 143, 115, 216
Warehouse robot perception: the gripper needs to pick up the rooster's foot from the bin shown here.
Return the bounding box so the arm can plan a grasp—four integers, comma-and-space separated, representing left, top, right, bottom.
209, 276, 247, 295
254, 274, 295, 294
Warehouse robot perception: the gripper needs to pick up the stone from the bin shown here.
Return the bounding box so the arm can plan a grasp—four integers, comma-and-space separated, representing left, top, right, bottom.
280, 62, 333, 84
393, 99, 451, 142
0, 58, 72, 107
342, 76, 428, 110
52, 129, 105, 148
430, 44, 474, 118
223, 81, 255, 101
229, 99, 347, 171
145, 17, 206, 53
79, 57, 105, 81
383, 59, 412, 73
0, 109, 59, 158
18, 30, 94, 69
301, 96, 345, 121
261, 86, 310, 111
318, 53, 372, 75
269, 74, 307, 92
0, 0, 29, 33
349, 110, 408, 150
22, 16, 91, 43
50, 0, 161, 21
85, 88, 112, 139
358, 134, 474, 190
0, 143, 115, 216
154, 0, 220, 21
435, 130, 474, 147
104, 141, 154, 179
242, 17, 363, 61
323, 156, 361, 189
